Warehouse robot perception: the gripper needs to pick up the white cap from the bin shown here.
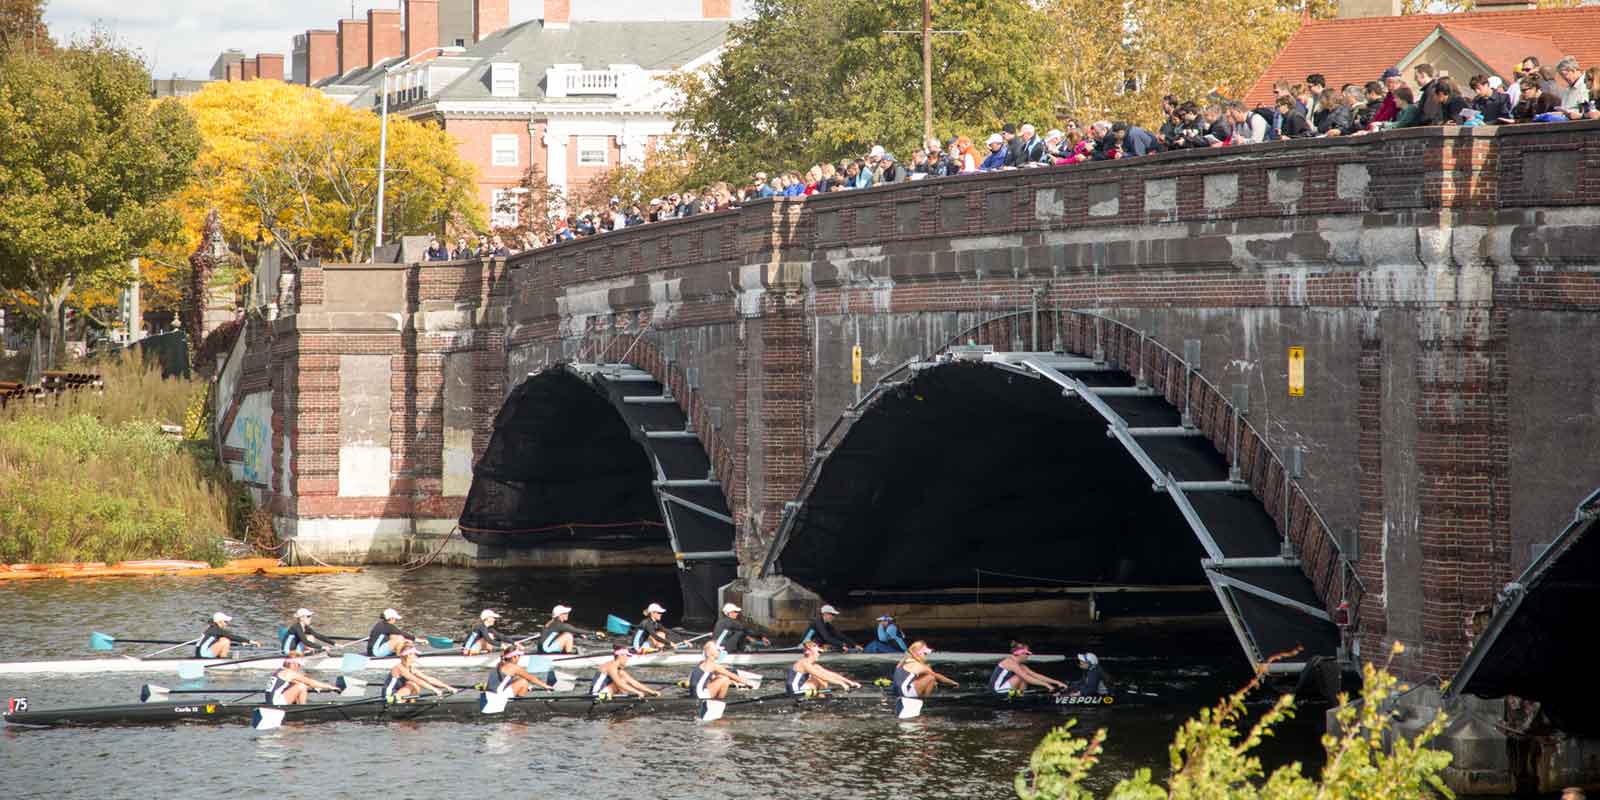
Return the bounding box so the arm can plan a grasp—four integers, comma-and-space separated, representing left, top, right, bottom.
1045, 129, 1064, 141
1077, 652, 1099, 666
869, 145, 885, 159
212, 612, 232, 623
819, 604, 840, 616
294, 608, 313, 619
1488, 75, 1504, 90
986, 133, 1004, 145
722, 603, 741, 614
383, 608, 401, 620
552, 604, 573, 616
645, 603, 667, 614
480, 609, 499, 620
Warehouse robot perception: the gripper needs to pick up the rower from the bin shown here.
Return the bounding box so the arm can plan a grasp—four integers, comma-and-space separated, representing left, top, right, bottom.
384, 644, 452, 701
540, 604, 602, 654
632, 602, 687, 652
591, 647, 659, 700
712, 603, 771, 653
197, 612, 258, 658
367, 608, 415, 657
787, 640, 861, 696
1070, 652, 1106, 695
462, 609, 505, 655
892, 640, 958, 700
266, 650, 337, 705
281, 608, 335, 655
865, 614, 908, 654
689, 641, 751, 702
485, 644, 553, 697
800, 604, 860, 652
991, 643, 1069, 695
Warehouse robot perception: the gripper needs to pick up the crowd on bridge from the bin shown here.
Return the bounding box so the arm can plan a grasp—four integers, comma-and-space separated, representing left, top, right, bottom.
440, 55, 1598, 258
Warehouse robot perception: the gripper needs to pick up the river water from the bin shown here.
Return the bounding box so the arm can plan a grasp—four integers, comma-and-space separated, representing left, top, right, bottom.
0, 567, 1325, 799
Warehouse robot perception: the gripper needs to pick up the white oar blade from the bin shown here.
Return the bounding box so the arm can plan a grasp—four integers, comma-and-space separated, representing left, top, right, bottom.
139, 684, 168, 703
554, 670, 577, 683
698, 699, 726, 723
553, 678, 575, 692
479, 690, 511, 715
896, 698, 924, 720
736, 670, 763, 690
252, 707, 286, 730
176, 662, 205, 681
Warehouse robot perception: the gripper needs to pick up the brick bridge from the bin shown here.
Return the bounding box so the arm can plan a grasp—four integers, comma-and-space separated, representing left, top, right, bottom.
216, 120, 1600, 689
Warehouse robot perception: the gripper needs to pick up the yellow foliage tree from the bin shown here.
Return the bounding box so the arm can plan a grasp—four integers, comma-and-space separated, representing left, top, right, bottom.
178, 80, 483, 263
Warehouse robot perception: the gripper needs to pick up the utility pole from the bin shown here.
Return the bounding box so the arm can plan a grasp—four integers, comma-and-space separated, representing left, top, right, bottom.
885, 3, 966, 146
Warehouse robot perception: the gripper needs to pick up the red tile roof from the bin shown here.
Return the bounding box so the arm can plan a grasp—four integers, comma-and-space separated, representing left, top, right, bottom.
1244, 6, 1600, 106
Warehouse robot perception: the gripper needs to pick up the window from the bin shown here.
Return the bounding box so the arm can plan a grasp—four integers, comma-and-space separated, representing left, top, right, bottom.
577, 136, 608, 166
490, 62, 519, 97
492, 189, 518, 229
491, 134, 518, 167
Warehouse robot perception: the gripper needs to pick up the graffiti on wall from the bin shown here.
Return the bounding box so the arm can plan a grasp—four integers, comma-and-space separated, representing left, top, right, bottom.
226, 391, 273, 487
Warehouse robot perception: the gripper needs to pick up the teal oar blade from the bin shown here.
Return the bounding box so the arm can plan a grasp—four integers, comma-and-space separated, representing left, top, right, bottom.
277, 626, 288, 642
341, 653, 370, 672
90, 631, 116, 651
425, 635, 454, 649
177, 661, 206, 680
520, 655, 552, 674
606, 615, 633, 635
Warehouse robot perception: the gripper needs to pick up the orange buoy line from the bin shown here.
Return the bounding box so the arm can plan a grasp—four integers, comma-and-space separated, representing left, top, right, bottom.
0, 557, 358, 581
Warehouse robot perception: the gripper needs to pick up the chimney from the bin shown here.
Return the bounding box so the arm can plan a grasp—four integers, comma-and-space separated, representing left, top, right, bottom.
543, 0, 569, 29
1474, 0, 1537, 9
305, 30, 339, 85
404, 0, 440, 58
1337, 0, 1401, 18
475, 0, 510, 41
338, 18, 370, 76
241, 59, 258, 81
256, 53, 285, 82
702, 0, 732, 18
368, 9, 403, 65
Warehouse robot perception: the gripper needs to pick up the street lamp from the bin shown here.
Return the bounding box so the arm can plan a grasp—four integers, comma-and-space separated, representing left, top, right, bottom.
375, 46, 449, 261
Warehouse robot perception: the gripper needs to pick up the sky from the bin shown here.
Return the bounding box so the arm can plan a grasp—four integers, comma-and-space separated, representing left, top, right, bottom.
43, 0, 560, 80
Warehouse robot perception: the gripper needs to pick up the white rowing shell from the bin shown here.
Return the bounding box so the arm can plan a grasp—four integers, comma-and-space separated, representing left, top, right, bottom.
0, 651, 1063, 676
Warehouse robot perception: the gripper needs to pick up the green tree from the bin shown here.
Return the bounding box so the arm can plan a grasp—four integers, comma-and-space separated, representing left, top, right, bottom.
670, 0, 1065, 183
1015, 644, 1454, 799
0, 38, 201, 368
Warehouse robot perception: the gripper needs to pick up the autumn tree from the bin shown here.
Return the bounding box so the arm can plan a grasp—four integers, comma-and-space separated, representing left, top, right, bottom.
0, 37, 200, 369
0, 0, 49, 55
180, 79, 483, 264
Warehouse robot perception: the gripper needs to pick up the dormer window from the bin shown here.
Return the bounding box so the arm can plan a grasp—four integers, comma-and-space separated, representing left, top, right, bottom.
491, 63, 519, 97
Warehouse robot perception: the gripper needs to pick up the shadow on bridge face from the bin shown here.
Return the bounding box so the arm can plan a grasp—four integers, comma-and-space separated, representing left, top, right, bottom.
459, 368, 664, 548
773, 361, 1217, 608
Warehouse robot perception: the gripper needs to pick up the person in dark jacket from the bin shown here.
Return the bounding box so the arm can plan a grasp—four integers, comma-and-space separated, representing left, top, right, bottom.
1412, 63, 1445, 125
1200, 104, 1233, 146
801, 604, 860, 651
1359, 81, 1384, 129
1009, 124, 1049, 166
1469, 74, 1513, 123
1111, 122, 1162, 156
1512, 78, 1561, 122
979, 133, 1008, 170
424, 236, 450, 261
1275, 96, 1315, 138
1432, 78, 1468, 125
1317, 85, 1361, 136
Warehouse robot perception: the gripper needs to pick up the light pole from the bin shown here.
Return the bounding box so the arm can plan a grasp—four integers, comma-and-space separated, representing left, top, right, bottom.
375, 46, 448, 261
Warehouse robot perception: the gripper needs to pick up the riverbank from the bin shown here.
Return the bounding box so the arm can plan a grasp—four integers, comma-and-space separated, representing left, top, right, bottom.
0, 351, 253, 565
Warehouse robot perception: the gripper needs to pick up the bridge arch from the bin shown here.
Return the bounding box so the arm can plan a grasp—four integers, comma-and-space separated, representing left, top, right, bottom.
764, 310, 1356, 674
461, 335, 737, 621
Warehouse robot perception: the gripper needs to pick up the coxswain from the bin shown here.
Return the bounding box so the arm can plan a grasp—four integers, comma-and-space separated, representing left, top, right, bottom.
865, 614, 908, 654
800, 604, 860, 652
991, 644, 1069, 695
591, 647, 659, 700
384, 644, 452, 700
712, 603, 771, 653
485, 644, 553, 697
1070, 652, 1106, 695
632, 603, 687, 652
281, 608, 335, 655
197, 612, 258, 658
892, 640, 958, 700
265, 650, 338, 705
787, 640, 861, 696
688, 641, 751, 702
540, 604, 603, 654
462, 609, 505, 655
367, 608, 415, 657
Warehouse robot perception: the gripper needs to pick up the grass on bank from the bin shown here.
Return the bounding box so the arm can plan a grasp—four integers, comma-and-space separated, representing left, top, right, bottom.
0, 350, 240, 565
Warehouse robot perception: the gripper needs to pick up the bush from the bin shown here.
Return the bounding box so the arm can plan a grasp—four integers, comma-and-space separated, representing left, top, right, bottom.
1015, 643, 1453, 800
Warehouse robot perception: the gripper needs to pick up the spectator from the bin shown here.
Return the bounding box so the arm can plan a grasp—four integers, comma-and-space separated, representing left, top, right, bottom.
1224, 103, 1256, 145
1513, 78, 1560, 122
1509, 56, 1540, 106
1042, 129, 1066, 159
424, 235, 450, 261
980, 133, 1007, 170
1374, 67, 1403, 123
1432, 78, 1468, 126
1158, 95, 1183, 147
1582, 67, 1600, 119
909, 150, 929, 176
1272, 80, 1303, 115
1111, 121, 1162, 156
1246, 101, 1280, 142
1088, 120, 1120, 159
851, 159, 874, 189
1306, 73, 1328, 122
754, 172, 774, 198
1200, 103, 1233, 146
1555, 56, 1588, 118
1537, 65, 1559, 97
625, 204, 645, 226
1391, 86, 1421, 128
954, 135, 979, 173
488, 235, 511, 257
999, 123, 1018, 163
450, 235, 474, 259
879, 153, 905, 184
1012, 123, 1048, 165
1276, 96, 1315, 138
1411, 63, 1445, 125
1318, 86, 1361, 136
1359, 81, 1384, 129
1470, 74, 1513, 124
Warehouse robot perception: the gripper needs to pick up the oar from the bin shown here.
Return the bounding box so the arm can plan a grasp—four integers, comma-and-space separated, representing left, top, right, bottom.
91, 632, 192, 652
140, 684, 263, 703
605, 615, 634, 636
140, 638, 204, 659
252, 694, 393, 731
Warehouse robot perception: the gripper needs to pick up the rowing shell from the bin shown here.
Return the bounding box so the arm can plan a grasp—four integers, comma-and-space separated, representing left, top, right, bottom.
0, 650, 1063, 676
2, 687, 1122, 728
